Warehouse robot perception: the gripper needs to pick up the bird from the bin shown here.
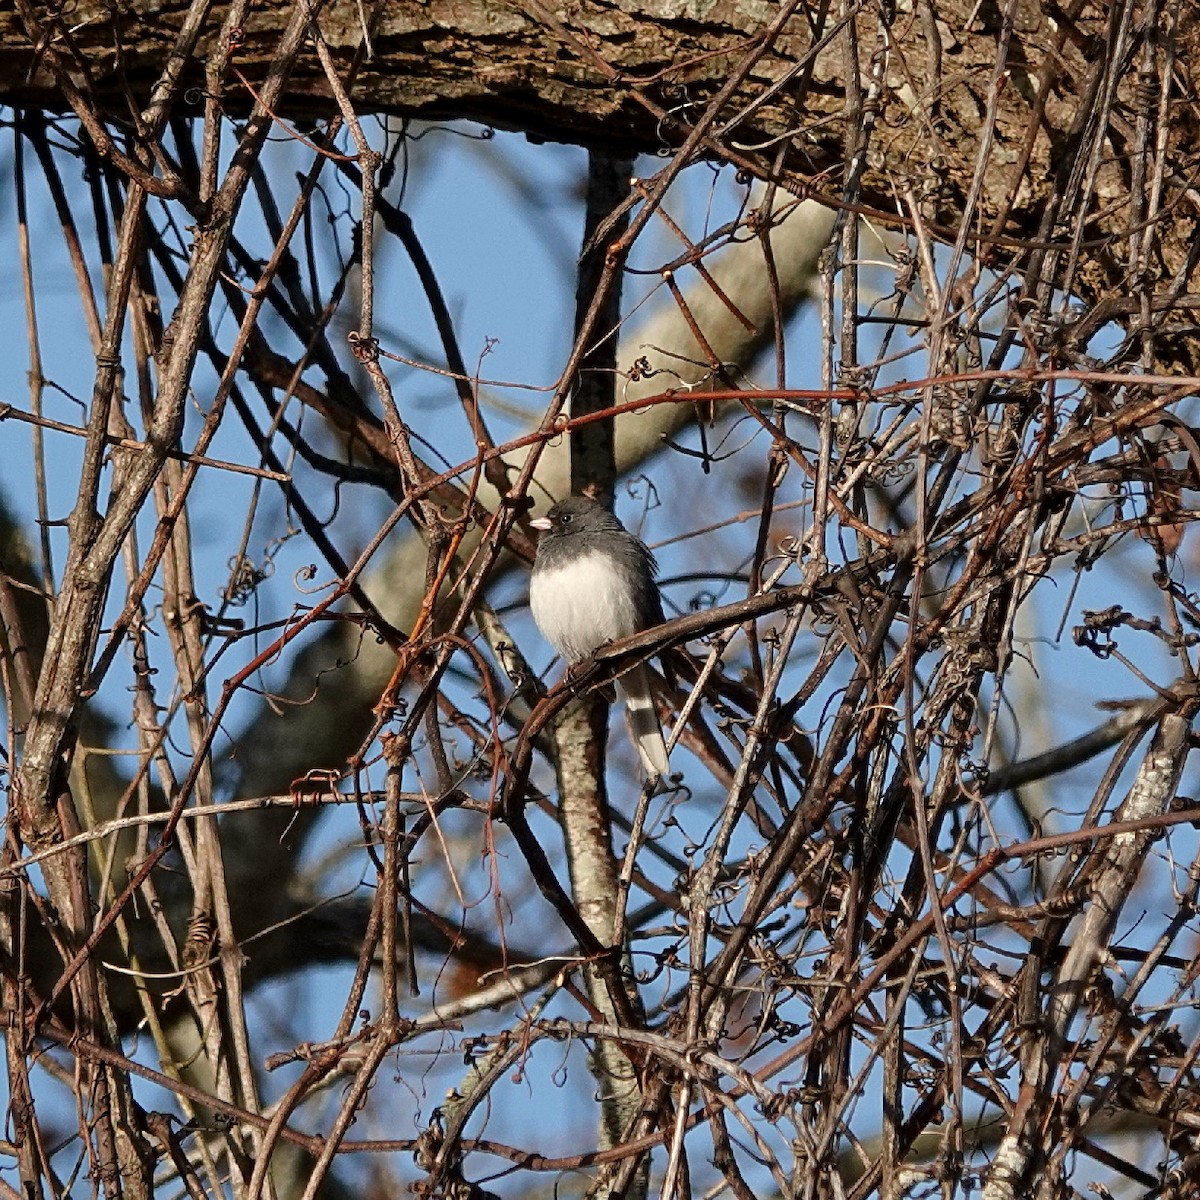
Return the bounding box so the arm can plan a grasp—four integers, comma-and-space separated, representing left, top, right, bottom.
529, 495, 670, 779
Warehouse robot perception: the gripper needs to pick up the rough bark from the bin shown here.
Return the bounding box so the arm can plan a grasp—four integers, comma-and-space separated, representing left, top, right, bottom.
7, 0, 1198, 308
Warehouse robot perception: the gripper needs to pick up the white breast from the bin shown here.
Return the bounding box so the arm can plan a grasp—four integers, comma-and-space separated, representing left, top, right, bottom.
530, 550, 639, 663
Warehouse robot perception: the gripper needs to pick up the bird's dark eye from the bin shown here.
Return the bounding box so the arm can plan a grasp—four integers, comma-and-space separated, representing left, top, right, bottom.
560, 513, 573, 525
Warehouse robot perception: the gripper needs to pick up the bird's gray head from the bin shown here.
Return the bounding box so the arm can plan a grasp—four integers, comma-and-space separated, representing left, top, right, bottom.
530, 496, 626, 541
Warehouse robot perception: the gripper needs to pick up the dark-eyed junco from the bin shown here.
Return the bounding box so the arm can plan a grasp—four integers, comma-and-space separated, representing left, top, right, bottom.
529, 495, 670, 779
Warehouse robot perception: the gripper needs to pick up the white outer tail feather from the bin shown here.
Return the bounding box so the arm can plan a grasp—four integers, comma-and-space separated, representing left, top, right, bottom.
616, 663, 669, 779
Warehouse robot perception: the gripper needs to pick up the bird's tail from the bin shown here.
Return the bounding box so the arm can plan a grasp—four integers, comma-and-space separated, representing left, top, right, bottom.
616, 663, 669, 779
